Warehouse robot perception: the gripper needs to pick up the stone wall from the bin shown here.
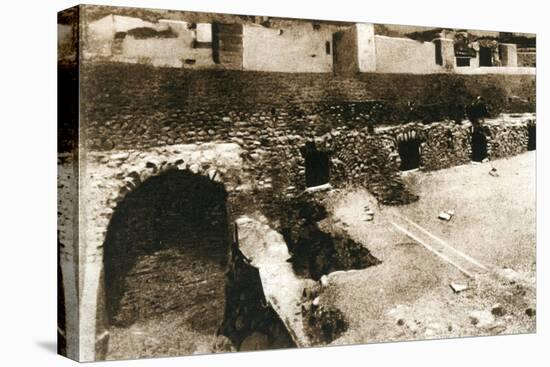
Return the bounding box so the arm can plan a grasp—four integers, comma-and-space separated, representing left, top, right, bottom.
78, 63, 535, 198
57, 153, 80, 360
483, 114, 536, 159
517, 48, 536, 67
79, 64, 535, 148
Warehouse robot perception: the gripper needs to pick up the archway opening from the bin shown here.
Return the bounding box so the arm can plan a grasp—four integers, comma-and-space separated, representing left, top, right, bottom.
304, 142, 330, 187
471, 129, 488, 162
527, 124, 536, 151
103, 169, 230, 358
398, 138, 422, 171
479, 47, 493, 66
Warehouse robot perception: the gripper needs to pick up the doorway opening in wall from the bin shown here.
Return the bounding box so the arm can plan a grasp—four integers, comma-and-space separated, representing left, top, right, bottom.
304, 142, 330, 187
527, 124, 536, 151
102, 169, 231, 359
398, 138, 422, 171
456, 57, 471, 67
471, 129, 488, 162
479, 47, 493, 66
435, 41, 443, 65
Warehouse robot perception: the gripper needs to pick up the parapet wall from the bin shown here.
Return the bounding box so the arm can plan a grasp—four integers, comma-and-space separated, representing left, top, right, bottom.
374, 35, 440, 74
242, 23, 335, 73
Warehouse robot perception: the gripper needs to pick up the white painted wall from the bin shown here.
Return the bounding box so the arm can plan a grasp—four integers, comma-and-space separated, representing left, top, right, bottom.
243, 23, 333, 72
84, 15, 215, 68
374, 35, 441, 74
118, 21, 213, 68
356, 23, 376, 72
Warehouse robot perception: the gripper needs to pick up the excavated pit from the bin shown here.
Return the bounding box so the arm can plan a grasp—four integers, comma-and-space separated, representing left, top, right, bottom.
271, 192, 381, 344
219, 235, 297, 351
301, 283, 349, 345
279, 194, 381, 281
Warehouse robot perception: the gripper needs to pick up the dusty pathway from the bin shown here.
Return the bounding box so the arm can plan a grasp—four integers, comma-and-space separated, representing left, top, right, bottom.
319, 152, 536, 345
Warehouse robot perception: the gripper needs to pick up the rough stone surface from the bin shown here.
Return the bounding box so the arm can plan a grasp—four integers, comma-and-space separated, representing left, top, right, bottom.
220, 225, 297, 351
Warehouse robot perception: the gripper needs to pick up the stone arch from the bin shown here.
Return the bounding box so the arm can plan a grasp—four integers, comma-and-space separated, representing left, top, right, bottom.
101, 167, 231, 358
395, 129, 424, 171
76, 144, 245, 361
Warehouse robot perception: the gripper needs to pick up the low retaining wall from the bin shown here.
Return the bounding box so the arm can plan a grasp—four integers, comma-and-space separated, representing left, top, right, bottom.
378, 113, 536, 171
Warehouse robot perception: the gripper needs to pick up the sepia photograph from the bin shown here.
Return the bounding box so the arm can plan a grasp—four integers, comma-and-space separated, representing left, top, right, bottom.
56, 3, 536, 363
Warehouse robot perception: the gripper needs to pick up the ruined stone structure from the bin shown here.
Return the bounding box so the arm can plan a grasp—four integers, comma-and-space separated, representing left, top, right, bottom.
58, 5, 536, 362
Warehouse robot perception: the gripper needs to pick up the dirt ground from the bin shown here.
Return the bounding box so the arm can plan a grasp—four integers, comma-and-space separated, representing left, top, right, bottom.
319, 151, 536, 345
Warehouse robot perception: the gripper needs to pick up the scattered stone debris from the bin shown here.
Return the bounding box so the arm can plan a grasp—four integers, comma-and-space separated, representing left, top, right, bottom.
488, 324, 507, 335
482, 158, 490, 163
438, 209, 455, 221
304, 183, 332, 193
438, 212, 451, 221
302, 284, 319, 300
525, 308, 536, 317
213, 335, 236, 353
363, 205, 375, 221
489, 167, 499, 177
405, 319, 421, 334
469, 310, 495, 329
491, 304, 506, 317
304, 305, 348, 345
498, 267, 522, 284
312, 297, 320, 307
301, 280, 348, 345
424, 328, 436, 337
450, 282, 469, 293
